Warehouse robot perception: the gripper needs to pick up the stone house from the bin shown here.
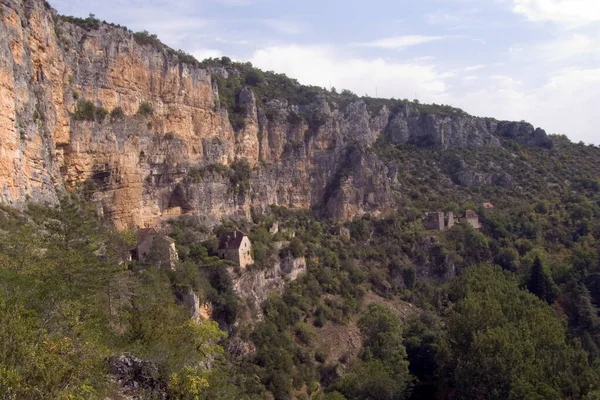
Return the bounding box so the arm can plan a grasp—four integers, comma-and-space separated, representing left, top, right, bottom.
332, 226, 351, 239
134, 228, 178, 270
269, 222, 279, 234
464, 210, 482, 230
218, 230, 253, 269
423, 211, 455, 231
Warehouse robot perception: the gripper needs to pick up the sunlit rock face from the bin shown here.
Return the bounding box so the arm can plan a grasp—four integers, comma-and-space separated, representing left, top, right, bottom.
0, 0, 553, 228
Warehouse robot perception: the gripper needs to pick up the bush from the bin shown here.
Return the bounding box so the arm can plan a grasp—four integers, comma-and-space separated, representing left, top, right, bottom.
245, 69, 265, 86
72, 100, 96, 121
290, 237, 306, 258
133, 30, 162, 48
59, 13, 100, 31
138, 102, 154, 117
110, 107, 124, 121
95, 107, 108, 122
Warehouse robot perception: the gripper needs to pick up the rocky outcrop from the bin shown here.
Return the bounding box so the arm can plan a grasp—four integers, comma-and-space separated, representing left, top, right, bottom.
384, 104, 553, 149
0, 0, 554, 228
108, 355, 166, 399
231, 256, 306, 313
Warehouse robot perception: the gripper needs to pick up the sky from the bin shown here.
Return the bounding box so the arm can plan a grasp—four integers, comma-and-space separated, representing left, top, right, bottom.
51, 0, 600, 144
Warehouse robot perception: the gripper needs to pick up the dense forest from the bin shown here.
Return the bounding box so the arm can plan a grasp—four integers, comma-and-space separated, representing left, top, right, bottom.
2, 132, 600, 399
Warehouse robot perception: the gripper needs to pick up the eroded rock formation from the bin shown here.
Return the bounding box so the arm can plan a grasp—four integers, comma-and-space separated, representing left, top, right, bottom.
0, 0, 553, 228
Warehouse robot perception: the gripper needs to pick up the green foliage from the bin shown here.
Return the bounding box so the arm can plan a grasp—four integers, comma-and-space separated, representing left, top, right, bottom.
333, 304, 413, 399
526, 256, 558, 304
289, 237, 306, 258
59, 13, 101, 31
132, 31, 199, 65
73, 100, 97, 121
95, 106, 108, 122
137, 102, 154, 117
334, 360, 409, 400
0, 197, 231, 399
133, 30, 162, 48
441, 265, 600, 399
110, 106, 124, 121
230, 159, 252, 195
245, 69, 265, 86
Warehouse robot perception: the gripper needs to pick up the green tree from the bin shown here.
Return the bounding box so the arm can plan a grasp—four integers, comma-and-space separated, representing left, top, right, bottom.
526, 256, 558, 304
441, 265, 599, 400
333, 304, 413, 399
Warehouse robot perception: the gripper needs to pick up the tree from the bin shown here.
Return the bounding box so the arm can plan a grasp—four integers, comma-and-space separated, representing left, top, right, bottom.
561, 282, 600, 359
289, 237, 306, 258
526, 256, 558, 304
338, 304, 413, 399
245, 69, 265, 86
494, 247, 519, 272
441, 265, 599, 400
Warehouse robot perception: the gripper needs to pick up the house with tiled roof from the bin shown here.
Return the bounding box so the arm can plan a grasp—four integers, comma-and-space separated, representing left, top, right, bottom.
218, 230, 253, 269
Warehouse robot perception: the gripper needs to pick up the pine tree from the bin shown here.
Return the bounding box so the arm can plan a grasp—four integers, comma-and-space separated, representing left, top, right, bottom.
527, 256, 558, 304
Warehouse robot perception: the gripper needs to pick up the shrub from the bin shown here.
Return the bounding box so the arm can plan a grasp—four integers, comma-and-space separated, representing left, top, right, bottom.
290, 237, 306, 258
133, 30, 162, 48
95, 107, 108, 122
58, 13, 100, 31
245, 69, 265, 86
110, 107, 124, 121
73, 100, 96, 121
230, 159, 252, 195
138, 102, 154, 117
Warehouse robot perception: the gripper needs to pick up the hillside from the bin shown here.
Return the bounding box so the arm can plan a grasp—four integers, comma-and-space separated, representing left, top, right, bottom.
2, 1, 600, 400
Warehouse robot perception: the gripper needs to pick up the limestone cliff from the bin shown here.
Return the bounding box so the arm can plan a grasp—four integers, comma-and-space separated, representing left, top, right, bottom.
0, 0, 554, 228
231, 256, 307, 319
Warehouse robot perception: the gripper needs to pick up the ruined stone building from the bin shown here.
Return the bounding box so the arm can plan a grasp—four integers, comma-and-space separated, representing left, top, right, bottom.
133, 228, 179, 270
423, 211, 455, 231
332, 226, 351, 240
218, 230, 253, 269
424, 210, 482, 231
464, 210, 482, 230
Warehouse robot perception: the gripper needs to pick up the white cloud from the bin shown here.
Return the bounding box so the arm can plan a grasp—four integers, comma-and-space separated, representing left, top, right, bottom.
250, 44, 600, 143
192, 49, 224, 61
261, 19, 304, 35
536, 33, 600, 61
353, 35, 446, 50
424, 7, 483, 28
449, 68, 600, 143
210, 0, 264, 5
512, 0, 600, 27
250, 45, 449, 101
464, 64, 486, 72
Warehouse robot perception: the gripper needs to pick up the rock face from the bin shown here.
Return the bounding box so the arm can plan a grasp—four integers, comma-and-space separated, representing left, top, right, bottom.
231, 256, 307, 312
108, 355, 166, 399
0, 0, 554, 228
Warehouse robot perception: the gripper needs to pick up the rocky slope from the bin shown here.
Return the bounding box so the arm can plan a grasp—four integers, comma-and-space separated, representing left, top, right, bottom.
0, 0, 553, 228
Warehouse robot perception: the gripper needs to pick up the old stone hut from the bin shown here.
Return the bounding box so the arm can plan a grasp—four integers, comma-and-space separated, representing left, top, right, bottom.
134, 228, 179, 270
218, 230, 253, 269
423, 211, 455, 231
